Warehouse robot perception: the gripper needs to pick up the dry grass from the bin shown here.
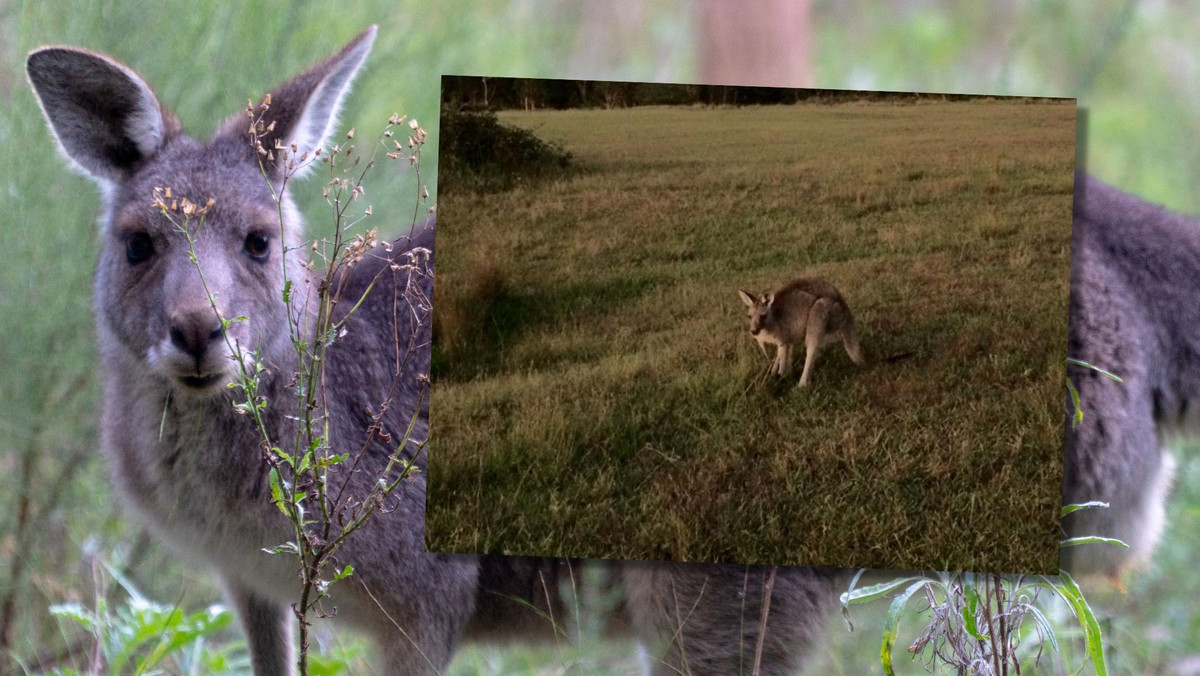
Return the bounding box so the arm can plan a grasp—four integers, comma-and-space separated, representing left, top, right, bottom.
427, 100, 1075, 573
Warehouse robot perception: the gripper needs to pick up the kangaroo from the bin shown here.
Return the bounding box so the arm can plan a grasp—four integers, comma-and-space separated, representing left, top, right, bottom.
738, 277, 867, 386
28, 28, 834, 675
1060, 173, 1200, 580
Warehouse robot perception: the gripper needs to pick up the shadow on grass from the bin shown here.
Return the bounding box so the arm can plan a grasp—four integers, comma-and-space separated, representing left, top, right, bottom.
434, 273, 661, 382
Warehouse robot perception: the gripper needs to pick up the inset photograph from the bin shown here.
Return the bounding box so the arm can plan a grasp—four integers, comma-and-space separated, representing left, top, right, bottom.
427, 76, 1075, 574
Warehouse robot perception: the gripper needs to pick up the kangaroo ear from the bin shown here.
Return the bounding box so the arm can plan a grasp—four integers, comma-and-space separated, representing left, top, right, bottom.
26, 46, 179, 187
764, 293, 775, 307
737, 290, 757, 307
224, 26, 376, 180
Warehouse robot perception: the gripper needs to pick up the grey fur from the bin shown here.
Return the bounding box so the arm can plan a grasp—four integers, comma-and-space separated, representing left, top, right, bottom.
1061, 173, 1200, 578
738, 277, 867, 386
28, 28, 833, 675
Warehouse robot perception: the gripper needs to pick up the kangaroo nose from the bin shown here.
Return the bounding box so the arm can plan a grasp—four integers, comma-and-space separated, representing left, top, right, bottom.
169, 311, 224, 360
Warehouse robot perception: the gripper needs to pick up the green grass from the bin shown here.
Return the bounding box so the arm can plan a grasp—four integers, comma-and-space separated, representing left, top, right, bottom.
428, 100, 1075, 574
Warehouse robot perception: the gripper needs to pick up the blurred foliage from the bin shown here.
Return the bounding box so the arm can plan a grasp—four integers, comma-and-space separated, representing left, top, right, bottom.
2, 0, 1199, 673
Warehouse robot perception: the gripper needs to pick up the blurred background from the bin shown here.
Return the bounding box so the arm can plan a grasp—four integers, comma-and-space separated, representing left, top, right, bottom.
1, 0, 1197, 673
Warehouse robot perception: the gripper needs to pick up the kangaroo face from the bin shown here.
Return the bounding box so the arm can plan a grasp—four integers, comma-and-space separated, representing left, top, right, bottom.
27, 35, 366, 398
98, 150, 300, 396
738, 289, 774, 336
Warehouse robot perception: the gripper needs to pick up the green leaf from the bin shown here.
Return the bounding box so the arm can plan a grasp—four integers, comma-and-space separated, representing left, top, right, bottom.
962, 585, 985, 640
839, 569, 869, 630
1066, 379, 1083, 428
1056, 570, 1108, 676
880, 580, 929, 676
1020, 603, 1060, 654
268, 469, 292, 517
1061, 501, 1110, 516
264, 541, 300, 556
1066, 358, 1123, 381
1060, 535, 1129, 548
320, 452, 351, 468
840, 575, 927, 606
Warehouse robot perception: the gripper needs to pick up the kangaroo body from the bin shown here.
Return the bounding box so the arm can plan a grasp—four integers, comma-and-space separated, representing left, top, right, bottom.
28, 28, 832, 676
1061, 174, 1200, 578
738, 277, 866, 386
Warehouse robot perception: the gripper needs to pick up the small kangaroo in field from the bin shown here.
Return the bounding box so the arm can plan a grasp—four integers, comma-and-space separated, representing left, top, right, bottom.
28, 27, 833, 675
738, 277, 867, 386
1061, 173, 1200, 580
727, 176, 1197, 582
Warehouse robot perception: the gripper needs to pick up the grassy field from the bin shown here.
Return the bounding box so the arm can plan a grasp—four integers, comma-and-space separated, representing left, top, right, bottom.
427, 100, 1076, 574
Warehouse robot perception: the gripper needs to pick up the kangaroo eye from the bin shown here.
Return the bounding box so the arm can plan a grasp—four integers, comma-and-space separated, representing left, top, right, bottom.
244, 232, 270, 260
126, 232, 154, 264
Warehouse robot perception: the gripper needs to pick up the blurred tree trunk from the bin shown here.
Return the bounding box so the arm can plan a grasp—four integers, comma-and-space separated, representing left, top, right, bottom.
695, 0, 814, 87
568, 1, 813, 87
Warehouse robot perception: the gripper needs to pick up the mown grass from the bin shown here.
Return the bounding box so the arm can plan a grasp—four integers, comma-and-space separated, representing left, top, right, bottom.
428, 100, 1075, 574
